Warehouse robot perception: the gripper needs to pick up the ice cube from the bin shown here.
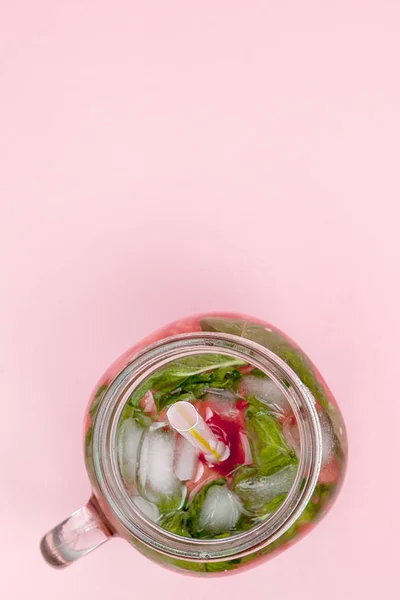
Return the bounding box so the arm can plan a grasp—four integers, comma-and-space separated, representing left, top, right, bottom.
239, 431, 253, 464
194, 462, 204, 483
241, 376, 291, 415
198, 485, 242, 535
319, 411, 335, 468
131, 496, 160, 522
282, 412, 335, 468
173, 435, 199, 481
233, 464, 298, 513
188, 464, 221, 501
203, 390, 239, 418
118, 419, 143, 485
149, 421, 168, 432
140, 390, 156, 415
282, 415, 300, 456
205, 407, 213, 421
138, 430, 186, 508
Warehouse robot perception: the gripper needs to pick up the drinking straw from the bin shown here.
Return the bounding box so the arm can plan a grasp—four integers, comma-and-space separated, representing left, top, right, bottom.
167, 401, 230, 463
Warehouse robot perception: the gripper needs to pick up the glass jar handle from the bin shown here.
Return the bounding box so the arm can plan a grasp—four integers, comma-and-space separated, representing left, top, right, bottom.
40, 496, 113, 568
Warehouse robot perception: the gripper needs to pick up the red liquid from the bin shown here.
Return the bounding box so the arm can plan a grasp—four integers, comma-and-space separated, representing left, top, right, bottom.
203, 411, 247, 478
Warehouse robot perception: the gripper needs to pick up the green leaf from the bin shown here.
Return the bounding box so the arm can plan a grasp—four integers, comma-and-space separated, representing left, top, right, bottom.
245, 401, 296, 469
155, 354, 244, 378
205, 559, 241, 572
251, 368, 268, 378
262, 492, 288, 513
200, 317, 329, 409
200, 317, 285, 349
154, 366, 242, 411
206, 366, 242, 389
277, 347, 329, 410
169, 558, 205, 573
297, 483, 334, 525
128, 354, 245, 410
159, 511, 192, 538
89, 384, 108, 417
153, 390, 197, 412
235, 513, 258, 532
120, 403, 153, 428
85, 426, 93, 451
157, 491, 187, 514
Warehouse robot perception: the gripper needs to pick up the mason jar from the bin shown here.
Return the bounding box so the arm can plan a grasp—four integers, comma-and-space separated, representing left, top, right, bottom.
40, 312, 347, 574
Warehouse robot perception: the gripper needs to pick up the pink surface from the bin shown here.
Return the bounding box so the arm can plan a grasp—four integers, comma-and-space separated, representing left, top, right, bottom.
1, 1, 399, 598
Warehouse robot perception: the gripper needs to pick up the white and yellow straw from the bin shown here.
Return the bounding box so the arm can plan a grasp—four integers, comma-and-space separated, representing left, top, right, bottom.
167, 401, 230, 463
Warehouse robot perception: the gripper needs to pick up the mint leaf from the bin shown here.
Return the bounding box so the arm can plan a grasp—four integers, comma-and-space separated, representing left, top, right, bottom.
205, 559, 241, 572
89, 384, 108, 418
200, 317, 285, 349
200, 317, 329, 409
154, 366, 242, 411
159, 511, 192, 538
262, 492, 288, 513
120, 403, 153, 428
277, 347, 329, 409
170, 558, 205, 573
206, 366, 242, 389
245, 400, 296, 469
129, 354, 244, 411
85, 426, 93, 452
251, 368, 268, 378
297, 482, 334, 525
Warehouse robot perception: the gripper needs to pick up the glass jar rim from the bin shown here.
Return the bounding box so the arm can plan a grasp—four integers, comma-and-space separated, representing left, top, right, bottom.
92, 332, 323, 563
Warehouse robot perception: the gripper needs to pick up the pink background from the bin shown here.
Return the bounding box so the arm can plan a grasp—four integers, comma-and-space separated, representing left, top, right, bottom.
1, 1, 399, 598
